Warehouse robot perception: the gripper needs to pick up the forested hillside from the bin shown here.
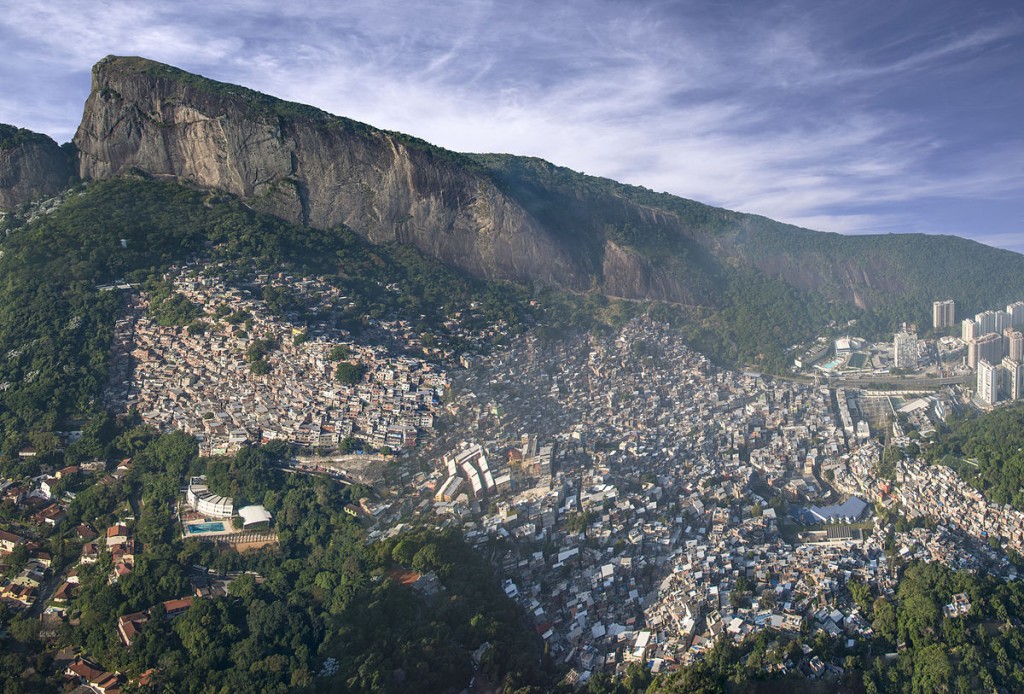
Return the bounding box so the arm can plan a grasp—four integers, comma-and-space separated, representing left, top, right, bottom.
928, 402, 1024, 511
0, 425, 549, 692
0, 177, 535, 446
472, 153, 1024, 333
57, 55, 1024, 346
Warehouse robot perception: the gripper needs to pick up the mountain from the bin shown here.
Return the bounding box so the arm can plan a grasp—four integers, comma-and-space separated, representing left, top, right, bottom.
0, 124, 76, 209
69, 56, 1024, 319
74, 57, 598, 296
0, 54, 1021, 370
5, 56, 1024, 694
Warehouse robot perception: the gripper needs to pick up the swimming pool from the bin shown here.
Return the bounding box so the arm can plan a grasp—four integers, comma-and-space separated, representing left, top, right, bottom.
187, 522, 226, 534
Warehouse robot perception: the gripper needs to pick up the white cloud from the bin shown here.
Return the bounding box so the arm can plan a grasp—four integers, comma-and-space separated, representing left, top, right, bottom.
966, 232, 1024, 254
1, 0, 1022, 254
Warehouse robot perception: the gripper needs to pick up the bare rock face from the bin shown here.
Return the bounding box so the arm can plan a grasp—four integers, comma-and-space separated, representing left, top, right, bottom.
73, 56, 591, 291
601, 240, 706, 305
73, 56, 998, 312
0, 125, 75, 210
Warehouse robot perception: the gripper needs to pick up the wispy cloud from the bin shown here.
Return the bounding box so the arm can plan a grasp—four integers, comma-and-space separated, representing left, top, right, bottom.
968, 232, 1024, 255
1, 0, 1022, 253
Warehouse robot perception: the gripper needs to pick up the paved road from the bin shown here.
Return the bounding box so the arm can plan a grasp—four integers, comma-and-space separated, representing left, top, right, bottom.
830, 374, 971, 389
28, 567, 66, 618
278, 464, 353, 485
772, 372, 971, 389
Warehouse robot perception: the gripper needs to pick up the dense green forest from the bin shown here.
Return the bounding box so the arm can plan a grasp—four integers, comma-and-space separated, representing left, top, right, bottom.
0, 427, 549, 693
859, 561, 1024, 693
0, 124, 58, 150
927, 402, 1024, 511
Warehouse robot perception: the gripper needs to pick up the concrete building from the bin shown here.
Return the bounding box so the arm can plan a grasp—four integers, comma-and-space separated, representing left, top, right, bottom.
435, 476, 464, 503
996, 310, 1011, 335
1006, 330, 1023, 363
238, 505, 272, 527
968, 332, 1003, 369
186, 477, 233, 518
932, 300, 955, 329
1008, 301, 1024, 329
795, 342, 830, 369
1002, 357, 1023, 402
962, 319, 977, 343
977, 360, 999, 406
442, 444, 495, 499
806, 496, 868, 524
894, 331, 917, 369
976, 310, 998, 335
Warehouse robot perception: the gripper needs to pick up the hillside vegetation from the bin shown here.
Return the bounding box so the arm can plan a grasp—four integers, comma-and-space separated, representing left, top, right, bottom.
0, 178, 534, 443
928, 402, 1024, 511
64, 56, 1024, 339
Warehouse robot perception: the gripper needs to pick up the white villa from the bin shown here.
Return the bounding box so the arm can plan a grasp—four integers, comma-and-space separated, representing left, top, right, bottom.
185, 477, 234, 518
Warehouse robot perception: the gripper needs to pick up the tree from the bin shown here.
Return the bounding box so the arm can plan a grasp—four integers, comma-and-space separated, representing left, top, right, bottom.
911, 644, 952, 694
873, 596, 897, 643
411, 543, 447, 574
899, 593, 940, 649
334, 362, 366, 384
9, 616, 40, 644
6, 543, 29, 573
338, 436, 359, 454
849, 578, 873, 616
174, 599, 237, 668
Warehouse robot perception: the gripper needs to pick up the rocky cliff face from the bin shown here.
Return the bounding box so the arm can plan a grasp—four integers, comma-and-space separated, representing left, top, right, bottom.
74, 57, 592, 290
71, 57, 1023, 314
0, 125, 75, 210
73, 56, 714, 303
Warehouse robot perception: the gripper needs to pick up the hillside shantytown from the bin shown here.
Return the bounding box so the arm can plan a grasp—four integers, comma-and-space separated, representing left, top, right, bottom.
0, 209, 1022, 690
396, 319, 1024, 681
6, 257, 1021, 689
106, 265, 449, 456
3, 46, 1024, 692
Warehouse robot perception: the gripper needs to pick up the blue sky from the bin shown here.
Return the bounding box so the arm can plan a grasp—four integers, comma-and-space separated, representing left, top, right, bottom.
2, 0, 1022, 253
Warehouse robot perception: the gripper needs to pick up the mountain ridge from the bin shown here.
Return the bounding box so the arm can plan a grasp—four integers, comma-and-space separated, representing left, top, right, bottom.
73, 56, 601, 296
2, 55, 1023, 333
0, 123, 76, 209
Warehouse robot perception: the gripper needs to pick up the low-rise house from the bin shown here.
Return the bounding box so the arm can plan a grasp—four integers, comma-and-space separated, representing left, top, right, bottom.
118, 596, 195, 647
66, 659, 123, 694
80, 542, 100, 564
0, 529, 25, 553
52, 581, 75, 604
105, 524, 129, 546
